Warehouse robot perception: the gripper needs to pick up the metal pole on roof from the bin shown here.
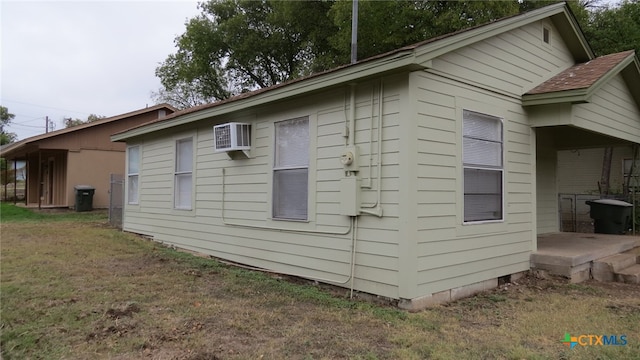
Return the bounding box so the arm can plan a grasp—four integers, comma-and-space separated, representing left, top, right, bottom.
351, 0, 358, 64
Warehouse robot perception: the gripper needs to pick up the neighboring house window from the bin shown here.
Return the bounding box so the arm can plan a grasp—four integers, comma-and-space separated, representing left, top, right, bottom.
127, 145, 140, 204
463, 110, 503, 222
175, 137, 193, 209
273, 117, 309, 220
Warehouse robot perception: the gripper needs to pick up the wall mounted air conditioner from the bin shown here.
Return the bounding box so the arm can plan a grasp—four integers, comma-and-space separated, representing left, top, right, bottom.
213, 122, 251, 152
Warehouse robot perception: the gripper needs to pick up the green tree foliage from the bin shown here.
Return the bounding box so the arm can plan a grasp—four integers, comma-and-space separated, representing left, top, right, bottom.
327, 1, 519, 65
63, 114, 105, 128
155, 0, 640, 109
155, 0, 335, 108
583, 0, 640, 56
1, 106, 17, 145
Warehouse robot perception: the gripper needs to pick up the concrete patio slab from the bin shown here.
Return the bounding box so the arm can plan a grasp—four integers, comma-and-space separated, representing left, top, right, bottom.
532, 232, 640, 267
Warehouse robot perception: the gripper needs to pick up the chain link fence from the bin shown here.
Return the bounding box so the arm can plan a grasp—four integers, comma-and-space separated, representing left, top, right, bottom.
558, 194, 600, 233
109, 174, 124, 229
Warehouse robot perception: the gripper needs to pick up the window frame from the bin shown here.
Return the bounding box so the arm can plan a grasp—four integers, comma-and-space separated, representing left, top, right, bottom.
126, 145, 140, 205
272, 117, 309, 221
462, 109, 505, 224
174, 137, 194, 210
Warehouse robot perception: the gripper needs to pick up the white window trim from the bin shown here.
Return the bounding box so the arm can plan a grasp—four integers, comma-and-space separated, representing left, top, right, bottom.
272, 117, 309, 221
541, 22, 552, 48
174, 137, 194, 210
127, 145, 140, 205
462, 110, 505, 224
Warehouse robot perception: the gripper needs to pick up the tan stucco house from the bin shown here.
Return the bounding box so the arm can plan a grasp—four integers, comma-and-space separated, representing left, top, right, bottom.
1, 104, 176, 209
111, 3, 640, 310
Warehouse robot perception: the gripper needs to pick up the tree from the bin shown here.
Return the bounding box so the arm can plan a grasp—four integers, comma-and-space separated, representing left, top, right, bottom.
154, 0, 336, 108
155, 0, 638, 108
327, 1, 520, 65
64, 114, 105, 128
1, 106, 17, 145
582, 0, 640, 56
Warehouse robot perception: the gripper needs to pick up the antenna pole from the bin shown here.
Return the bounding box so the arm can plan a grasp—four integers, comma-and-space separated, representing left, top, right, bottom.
351, 0, 358, 64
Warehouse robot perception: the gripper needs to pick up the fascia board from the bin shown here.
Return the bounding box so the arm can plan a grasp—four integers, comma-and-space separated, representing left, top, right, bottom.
523, 54, 639, 107
621, 56, 640, 106
413, 3, 582, 64
112, 52, 423, 142
588, 54, 636, 97
522, 89, 589, 106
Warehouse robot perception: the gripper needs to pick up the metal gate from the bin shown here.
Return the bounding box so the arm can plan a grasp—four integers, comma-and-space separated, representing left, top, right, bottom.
558, 194, 600, 233
109, 174, 124, 229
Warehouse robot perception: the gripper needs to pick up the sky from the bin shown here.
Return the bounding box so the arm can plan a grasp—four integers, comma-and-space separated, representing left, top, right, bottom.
1, 0, 201, 141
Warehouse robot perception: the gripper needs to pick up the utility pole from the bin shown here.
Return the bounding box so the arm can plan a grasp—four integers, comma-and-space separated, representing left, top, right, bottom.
45, 116, 55, 133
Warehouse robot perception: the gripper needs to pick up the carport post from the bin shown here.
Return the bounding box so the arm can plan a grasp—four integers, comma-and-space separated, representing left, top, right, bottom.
13, 159, 17, 204
37, 151, 41, 210
24, 152, 28, 206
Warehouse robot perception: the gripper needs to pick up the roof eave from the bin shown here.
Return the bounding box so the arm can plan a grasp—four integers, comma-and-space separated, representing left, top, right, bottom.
413, 2, 593, 65
1, 103, 177, 157
550, 5, 594, 62
522, 89, 590, 107
112, 51, 424, 142
621, 54, 640, 107
522, 52, 640, 107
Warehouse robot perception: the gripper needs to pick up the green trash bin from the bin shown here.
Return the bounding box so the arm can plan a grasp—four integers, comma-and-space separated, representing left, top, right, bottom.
585, 199, 633, 234
74, 185, 95, 212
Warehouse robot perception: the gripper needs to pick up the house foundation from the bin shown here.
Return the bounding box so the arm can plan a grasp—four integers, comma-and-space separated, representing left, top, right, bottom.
398, 272, 527, 311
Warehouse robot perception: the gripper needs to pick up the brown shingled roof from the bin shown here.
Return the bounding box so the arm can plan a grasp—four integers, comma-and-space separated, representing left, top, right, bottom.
526, 50, 635, 95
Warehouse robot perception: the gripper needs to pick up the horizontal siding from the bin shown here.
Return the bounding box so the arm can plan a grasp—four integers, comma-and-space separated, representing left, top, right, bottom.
431, 20, 574, 97
412, 68, 533, 296
572, 74, 640, 143
123, 80, 405, 299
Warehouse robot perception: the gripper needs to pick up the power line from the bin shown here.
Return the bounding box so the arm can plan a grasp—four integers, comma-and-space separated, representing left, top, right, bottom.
7, 123, 46, 129
0, 98, 91, 116
10, 115, 45, 124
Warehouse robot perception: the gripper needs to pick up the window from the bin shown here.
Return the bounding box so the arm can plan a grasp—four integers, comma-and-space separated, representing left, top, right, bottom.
127, 146, 140, 204
273, 117, 309, 220
543, 26, 550, 44
175, 138, 193, 209
463, 110, 503, 222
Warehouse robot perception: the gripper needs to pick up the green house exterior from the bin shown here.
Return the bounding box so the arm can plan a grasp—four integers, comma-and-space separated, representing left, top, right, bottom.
113, 3, 640, 309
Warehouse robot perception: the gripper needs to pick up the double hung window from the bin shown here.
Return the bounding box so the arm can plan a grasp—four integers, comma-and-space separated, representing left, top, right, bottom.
175, 138, 193, 209
127, 146, 140, 204
273, 117, 309, 220
463, 110, 503, 222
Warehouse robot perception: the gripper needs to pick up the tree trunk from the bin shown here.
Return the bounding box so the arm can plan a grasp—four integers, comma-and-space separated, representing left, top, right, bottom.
600, 147, 613, 196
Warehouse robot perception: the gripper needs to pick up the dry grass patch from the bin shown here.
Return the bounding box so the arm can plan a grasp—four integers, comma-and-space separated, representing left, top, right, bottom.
1, 207, 639, 359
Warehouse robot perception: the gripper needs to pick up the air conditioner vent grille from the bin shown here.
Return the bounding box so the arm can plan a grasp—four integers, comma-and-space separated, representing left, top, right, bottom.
213, 123, 251, 152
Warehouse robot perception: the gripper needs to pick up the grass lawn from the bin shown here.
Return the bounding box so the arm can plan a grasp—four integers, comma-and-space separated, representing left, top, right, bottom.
1, 203, 639, 359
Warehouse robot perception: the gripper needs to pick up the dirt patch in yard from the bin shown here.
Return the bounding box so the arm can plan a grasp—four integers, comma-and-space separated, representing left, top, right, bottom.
2, 219, 640, 359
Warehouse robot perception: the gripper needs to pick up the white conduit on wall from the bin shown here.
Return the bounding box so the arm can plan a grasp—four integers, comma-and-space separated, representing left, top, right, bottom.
360, 79, 384, 217
348, 84, 357, 148
217, 80, 387, 294
362, 84, 375, 189
220, 168, 359, 289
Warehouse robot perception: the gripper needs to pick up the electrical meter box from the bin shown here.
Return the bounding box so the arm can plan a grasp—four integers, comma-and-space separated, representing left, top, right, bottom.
340, 145, 360, 172
340, 177, 361, 216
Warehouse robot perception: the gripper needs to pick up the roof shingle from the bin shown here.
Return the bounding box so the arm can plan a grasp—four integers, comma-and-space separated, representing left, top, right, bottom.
526, 50, 635, 95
